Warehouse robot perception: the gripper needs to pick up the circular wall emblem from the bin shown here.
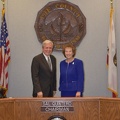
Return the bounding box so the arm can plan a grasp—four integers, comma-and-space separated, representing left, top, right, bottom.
34, 0, 86, 50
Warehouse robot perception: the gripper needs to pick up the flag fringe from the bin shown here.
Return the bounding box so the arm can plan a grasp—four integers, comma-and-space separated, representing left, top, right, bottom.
108, 87, 118, 97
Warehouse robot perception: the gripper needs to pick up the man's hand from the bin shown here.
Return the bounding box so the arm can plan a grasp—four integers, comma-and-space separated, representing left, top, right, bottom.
37, 92, 43, 97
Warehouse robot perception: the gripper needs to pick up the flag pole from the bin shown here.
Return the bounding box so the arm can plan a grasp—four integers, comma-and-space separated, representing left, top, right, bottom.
110, 0, 113, 28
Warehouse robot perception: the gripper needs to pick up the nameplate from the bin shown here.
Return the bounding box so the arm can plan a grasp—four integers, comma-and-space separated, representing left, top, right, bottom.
41, 100, 74, 112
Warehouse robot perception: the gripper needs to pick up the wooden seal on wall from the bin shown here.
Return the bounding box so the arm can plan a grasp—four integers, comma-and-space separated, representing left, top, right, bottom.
34, 0, 86, 50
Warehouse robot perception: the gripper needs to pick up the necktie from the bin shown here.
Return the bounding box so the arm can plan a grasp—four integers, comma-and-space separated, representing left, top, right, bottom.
47, 57, 52, 70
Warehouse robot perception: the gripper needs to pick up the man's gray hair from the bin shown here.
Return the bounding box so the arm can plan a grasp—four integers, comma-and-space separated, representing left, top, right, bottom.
42, 40, 53, 47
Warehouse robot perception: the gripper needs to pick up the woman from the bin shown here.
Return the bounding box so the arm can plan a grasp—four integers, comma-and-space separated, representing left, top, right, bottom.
59, 44, 84, 97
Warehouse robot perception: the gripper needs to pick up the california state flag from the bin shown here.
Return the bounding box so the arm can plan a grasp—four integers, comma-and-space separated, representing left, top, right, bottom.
107, 8, 118, 97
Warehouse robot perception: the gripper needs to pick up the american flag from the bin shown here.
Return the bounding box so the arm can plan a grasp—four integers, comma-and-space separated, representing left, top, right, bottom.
0, 8, 10, 96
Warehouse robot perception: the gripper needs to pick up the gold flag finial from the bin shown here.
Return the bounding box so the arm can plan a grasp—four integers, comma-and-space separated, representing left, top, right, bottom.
1, 0, 5, 17
110, 0, 113, 9
1, 0, 5, 8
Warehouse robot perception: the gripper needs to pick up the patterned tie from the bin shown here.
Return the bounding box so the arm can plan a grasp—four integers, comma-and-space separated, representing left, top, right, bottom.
47, 56, 52, 70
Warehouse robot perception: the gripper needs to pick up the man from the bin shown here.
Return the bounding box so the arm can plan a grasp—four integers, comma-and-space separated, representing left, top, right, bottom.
31, 40, 56, 97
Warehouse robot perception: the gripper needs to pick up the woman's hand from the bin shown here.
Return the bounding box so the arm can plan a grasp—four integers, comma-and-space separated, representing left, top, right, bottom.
76, 92, 81, 97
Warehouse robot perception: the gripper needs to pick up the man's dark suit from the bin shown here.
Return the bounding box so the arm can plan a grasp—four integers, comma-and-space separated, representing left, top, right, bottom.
31, 53, 56, 97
